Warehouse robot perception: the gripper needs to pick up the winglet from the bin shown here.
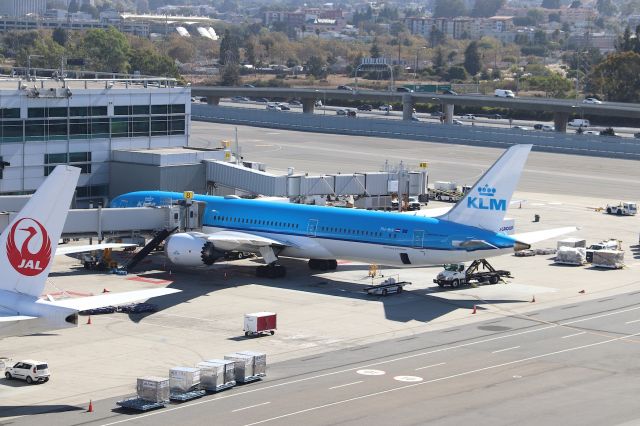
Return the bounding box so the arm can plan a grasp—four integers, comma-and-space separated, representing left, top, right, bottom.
439, 145, 532, 232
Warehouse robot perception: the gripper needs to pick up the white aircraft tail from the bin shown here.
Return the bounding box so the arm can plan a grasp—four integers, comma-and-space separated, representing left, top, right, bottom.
439, 145, 532, 232
0, 166, 80, 297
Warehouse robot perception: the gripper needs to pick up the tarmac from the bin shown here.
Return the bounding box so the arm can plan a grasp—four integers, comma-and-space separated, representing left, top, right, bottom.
1, 123, 639, 424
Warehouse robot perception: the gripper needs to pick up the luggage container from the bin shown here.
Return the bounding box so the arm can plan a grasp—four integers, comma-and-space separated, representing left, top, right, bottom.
169, 367, 200, 393
592, 250, 624, 269
136, 377, 170, 403
224, 352, 264, 383
203, 359, 236, 390
557, 238, 586, 249
237, 351, 267, 377
244, 312, 277, 336
554, 247, 586, 265
197, 361, 235, 392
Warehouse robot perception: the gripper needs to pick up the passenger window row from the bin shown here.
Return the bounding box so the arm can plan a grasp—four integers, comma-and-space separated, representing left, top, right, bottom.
213, 216, 300, 229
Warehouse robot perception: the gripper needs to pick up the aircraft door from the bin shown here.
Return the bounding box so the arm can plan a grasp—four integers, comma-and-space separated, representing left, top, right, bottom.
307, 219, 319, 237
413, 230, 424, 248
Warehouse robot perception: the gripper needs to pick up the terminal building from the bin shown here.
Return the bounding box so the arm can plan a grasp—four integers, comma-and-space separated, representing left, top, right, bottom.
0, 75, 192, 206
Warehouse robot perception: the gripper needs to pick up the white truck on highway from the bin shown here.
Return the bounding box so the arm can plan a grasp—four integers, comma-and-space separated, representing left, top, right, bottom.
605, 202, 637, 216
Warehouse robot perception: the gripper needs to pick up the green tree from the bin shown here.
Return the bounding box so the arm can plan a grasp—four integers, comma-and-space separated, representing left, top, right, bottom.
433, 0, 467, 17
527, 9, 545, 25
596, 0, 617, 16
52, 27, 67, 47
447, 65, 467, 80
429, 25, 445, 47
306, 55, 326, 78
166, 35, 196, 63
471, 0, 505, 17
245, 37, 257, 65
79, 27, 131, 73
588, 51, 640, 102
530, 73, 572, 97
541, 0, 560, 8
219, 29, 240, 65
463, 41, 481, 76
129, 46, 179, 77
433, 47, 445, 71
370, 41, 381, 58
16, 37, 64, 69
220, 62, 240, 86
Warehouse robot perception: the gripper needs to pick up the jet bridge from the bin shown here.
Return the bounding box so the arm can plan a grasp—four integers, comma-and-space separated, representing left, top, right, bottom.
0, 202, 205, 239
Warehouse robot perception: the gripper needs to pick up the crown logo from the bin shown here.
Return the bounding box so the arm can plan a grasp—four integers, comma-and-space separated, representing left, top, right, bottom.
477, 184, 497, 197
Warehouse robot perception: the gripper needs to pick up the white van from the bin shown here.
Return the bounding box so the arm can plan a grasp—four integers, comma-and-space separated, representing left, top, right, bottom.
568, 119, 590, 127
494, 89, 515, 98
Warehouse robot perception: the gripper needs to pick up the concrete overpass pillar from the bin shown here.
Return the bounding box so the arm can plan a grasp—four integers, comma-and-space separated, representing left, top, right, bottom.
444, 103, 455, 124
553, 112, 568, 132
402, 94, 414, 121
302, 99, 315, 114
206, 97, 220, 106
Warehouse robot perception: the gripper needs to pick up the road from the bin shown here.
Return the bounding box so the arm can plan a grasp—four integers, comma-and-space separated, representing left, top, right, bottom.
190, 121, 640, 201
16, 291, 640, 426
201, 100, 640, 137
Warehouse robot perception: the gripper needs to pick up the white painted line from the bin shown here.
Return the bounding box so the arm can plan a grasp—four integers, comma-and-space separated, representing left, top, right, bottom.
561, 332, 586, 339
357, 369, 385, 376
232, 402, 271, 413
394, 376, 423, 382
329, 381, 363, 390
492, 346, 520, 354
99, 305, 640, 426
242, 331, 640, 426
415, 362, 446, 371
626, 319, 640, 324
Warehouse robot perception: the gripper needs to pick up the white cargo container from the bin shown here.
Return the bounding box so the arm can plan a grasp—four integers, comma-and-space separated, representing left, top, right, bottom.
557, 238, 587, 249
224, 352, 264, 383
237, 351, 267, 377
203, 359, 236, 386
169, 367, 200, 393
592, 250, 625, 269
555, 247, 586, 265
136, 377, 170, 403
434, 181, 457, 191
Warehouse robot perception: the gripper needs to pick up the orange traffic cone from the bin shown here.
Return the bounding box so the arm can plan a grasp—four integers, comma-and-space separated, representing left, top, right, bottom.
86, 316, 92, 325
472, 305, 477, 314
87, 400, 93, 413
579, 289, 585, 294
531, 295, 536, 303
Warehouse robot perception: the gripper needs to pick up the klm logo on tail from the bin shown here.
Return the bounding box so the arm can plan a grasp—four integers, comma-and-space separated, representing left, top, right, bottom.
467, 184, 507, 211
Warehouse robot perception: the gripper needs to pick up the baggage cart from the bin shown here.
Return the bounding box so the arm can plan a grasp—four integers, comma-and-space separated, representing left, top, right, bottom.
198, 361, 236, 392
169, 389, 206, 402
116, 397, 166, 412
224, 353, 263, 383
244, 312, 277, 336
364, 277, 411, 296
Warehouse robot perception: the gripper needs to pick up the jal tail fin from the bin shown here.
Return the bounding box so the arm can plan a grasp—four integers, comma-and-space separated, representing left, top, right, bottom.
438, 145, 532, 232
0, 166, 80, 297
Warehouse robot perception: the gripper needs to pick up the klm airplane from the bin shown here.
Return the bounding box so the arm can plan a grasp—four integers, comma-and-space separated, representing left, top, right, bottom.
111, 145, 574, 278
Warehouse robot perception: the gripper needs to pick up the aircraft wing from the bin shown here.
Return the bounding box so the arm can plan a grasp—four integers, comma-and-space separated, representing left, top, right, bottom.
205, 231, 289, 252
55, 243, 137, 256
512, 227, 578, 245
0, 314, 38, 322
39, 288, 181, 311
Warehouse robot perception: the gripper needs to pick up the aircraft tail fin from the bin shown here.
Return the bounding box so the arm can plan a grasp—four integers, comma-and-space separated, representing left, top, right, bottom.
0, 166, 80, 297
438, 145, 532, 232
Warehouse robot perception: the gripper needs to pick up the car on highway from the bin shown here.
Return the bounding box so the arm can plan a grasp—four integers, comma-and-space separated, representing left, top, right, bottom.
581, 130, 599, 135
582, 97, 602, 104
396, 87, 414, 93
443, 89, 458, 95
337, 108, 356, 117
512, 125, 530, 130
533, 123, 544, 130
379, 105, 391, 111
357, 104, 373, 111
634, 132, 640, 139
243, 84, 255, 88
487, 113, 503, 119
452, 119, 463, 125
277, 103, 290, 111
231, 96, 250, 102
5, 360, 50, 384
431, 111, 445, 117
462, 114, 475, 120
289, 100, 302, 106
255, 97, 269, 103
411, 114, 421, 122
337, 85, 353, 91
541, 124, 554, 132
266, 103, 281, 111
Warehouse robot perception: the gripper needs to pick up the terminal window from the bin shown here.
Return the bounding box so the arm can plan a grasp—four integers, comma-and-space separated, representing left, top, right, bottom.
44, 152, 92, 176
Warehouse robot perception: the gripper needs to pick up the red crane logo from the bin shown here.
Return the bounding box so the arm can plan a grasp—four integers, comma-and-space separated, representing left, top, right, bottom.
6, 218, 52, 276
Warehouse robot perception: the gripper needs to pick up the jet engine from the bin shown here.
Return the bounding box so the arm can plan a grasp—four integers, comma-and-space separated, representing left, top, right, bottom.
164, 233, 223, 266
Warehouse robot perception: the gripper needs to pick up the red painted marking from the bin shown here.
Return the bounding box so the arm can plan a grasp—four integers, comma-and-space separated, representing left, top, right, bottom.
7, 218, 52, 276
337, 260, 352, 264
126, 276, 173, 285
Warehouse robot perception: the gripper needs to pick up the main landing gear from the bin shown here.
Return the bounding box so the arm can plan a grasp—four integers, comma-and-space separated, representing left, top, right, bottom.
256, 263, 287, 278
308, 259, 338, 271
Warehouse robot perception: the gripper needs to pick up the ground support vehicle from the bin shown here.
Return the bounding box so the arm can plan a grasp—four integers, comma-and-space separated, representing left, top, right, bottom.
586, 240, 621, 263
244, 312, 277, 336
4, 360, 50, 384
434, 259, 511, 288
364, 277, 411, 296
606, 202, 637, 216
116, 397, 166, 411
169, 389, 206, 402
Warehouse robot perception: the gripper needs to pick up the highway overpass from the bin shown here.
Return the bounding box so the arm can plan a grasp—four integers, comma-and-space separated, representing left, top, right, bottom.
192, 86, 640, 132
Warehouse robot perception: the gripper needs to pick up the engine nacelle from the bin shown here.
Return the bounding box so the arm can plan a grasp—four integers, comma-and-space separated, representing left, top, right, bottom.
164, 233, 222, 266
